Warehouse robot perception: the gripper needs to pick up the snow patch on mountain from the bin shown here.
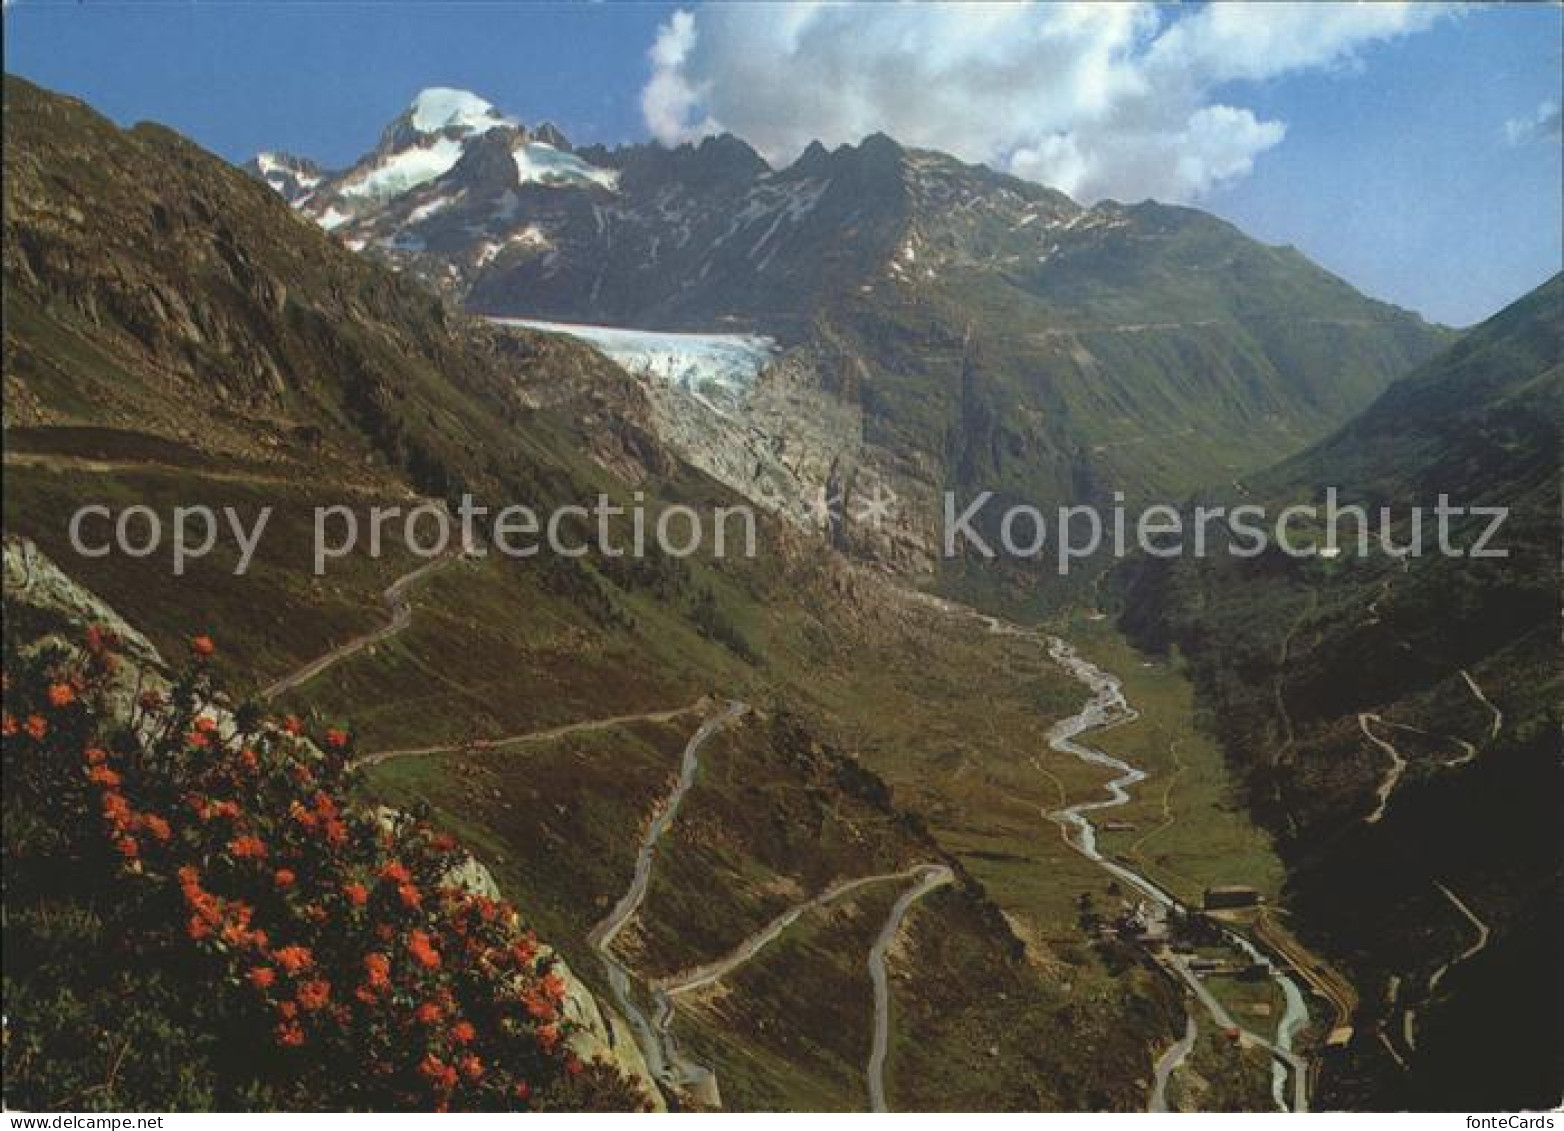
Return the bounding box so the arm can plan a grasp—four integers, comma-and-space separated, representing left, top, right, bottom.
408, 194, 458, 224
474, 226, 551, 267
512, 143, 618, 191
248, 152, 326, 206
338, 138, 467, 200
255, 152, 322, 189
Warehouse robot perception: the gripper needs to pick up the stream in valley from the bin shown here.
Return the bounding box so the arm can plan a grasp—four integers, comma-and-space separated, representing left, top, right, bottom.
1043, 635, 1311, 1112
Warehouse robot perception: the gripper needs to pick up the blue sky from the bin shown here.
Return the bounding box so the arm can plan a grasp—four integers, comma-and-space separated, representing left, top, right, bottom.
4, 1, 1559, 326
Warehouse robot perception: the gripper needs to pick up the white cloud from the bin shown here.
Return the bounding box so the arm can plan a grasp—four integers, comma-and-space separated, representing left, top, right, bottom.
1143, 1, 1453, 85
641, 2, 1456, 204
640, 10, 721, 149
1505, 98, 1562, 146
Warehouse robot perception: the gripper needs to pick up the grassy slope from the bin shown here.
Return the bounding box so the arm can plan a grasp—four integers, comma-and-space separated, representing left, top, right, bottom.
1057, 614, 1285, 905
1114, 274, 1563, 1109
673, 886, 903, 1111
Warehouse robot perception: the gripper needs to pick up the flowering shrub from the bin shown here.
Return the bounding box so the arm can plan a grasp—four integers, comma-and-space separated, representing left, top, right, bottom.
2, 628, 644, 1111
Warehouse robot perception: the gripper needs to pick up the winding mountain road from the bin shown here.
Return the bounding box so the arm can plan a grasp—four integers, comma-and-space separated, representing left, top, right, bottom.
1427, 882, 1491, 996
1362, 707, 1487, 824
649, 858, 955, 1112
587, 701, 748, 1098
1359, 569, 1493, 823
1358, 567, 1500, 1056
1403, 881, 1492, 1053
1148, 1014, 1199, 1113
866, 864, 955, 1112
1360, 713, 1408, 824
353, 702, 707, 769
1459, 670, 1504, 742
654, 864, 946, 998
261, 549, 469, 700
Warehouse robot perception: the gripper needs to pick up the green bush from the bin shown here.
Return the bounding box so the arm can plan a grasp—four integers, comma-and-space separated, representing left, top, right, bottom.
2, 628, 645, 1111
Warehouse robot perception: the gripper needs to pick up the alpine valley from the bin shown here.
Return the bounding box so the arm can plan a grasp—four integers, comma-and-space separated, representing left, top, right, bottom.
3, 76, 1558, 1115
249, 86, 1452, 597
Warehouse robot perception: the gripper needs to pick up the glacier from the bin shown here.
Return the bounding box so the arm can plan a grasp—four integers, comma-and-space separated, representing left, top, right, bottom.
512, 142, 619, 192
492, 319, 778, 401
338, 137, 466, 200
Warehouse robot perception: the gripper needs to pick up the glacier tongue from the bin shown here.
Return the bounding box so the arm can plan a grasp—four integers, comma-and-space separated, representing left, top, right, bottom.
492, 319, 777, 401
337, 137, 466, 200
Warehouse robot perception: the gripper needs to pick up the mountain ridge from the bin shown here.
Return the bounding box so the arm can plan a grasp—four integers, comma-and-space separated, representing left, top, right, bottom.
244, 91, 1444, 346
1114, 271, 1562, 1109
245, 86, 1450, 600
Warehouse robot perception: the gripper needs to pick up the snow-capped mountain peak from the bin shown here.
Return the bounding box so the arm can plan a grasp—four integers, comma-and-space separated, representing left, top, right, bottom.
243, 151, 328, 205
250, 88, 622, 237
407, 87, 513, 136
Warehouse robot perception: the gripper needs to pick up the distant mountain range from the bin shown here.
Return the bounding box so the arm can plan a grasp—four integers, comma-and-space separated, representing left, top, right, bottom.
248, 88, 1452, 597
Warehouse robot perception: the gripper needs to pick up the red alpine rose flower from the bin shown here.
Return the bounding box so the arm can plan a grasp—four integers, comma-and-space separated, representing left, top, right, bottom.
295, 979, 331, 1012
407, 930, 441, 970
275, 1021, 305, 1048
273, 945, 313, 975
230, 835, 268, 860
